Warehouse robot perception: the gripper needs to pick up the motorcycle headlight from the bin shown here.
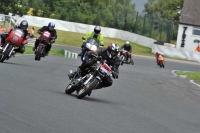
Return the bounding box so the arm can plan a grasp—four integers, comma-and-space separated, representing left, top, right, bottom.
12, 36, 18, 42
91, 45, 97, 51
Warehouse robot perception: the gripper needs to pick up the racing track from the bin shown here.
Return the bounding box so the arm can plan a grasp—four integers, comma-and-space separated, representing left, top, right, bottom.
0, 46, 200, 133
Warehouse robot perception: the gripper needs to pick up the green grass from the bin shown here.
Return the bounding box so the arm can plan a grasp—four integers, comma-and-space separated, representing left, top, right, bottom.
23, 46, 64, 56
176, 71, 200, 84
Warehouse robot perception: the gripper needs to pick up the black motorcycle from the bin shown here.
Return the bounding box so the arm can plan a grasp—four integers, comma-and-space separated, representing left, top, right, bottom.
65, 57, 117, 99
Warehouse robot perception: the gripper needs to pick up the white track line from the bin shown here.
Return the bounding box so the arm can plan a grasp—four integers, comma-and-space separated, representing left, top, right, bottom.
172, 70, 200, 88
190, 80, 200, 88
171, 70, 178, 76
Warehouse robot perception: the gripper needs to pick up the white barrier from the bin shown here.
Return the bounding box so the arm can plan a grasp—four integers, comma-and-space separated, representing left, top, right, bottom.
16, 15, 155, 48
152, 44, 200, 62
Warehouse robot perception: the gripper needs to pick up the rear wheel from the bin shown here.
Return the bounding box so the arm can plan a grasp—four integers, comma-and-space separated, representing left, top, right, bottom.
77, 78, 99, 99
0, 45, 13, 62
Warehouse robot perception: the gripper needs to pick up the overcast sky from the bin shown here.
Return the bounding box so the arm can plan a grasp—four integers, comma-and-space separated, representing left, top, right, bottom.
131, 0, 148, 13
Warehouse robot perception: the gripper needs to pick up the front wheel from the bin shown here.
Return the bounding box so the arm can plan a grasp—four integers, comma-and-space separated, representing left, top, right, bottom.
65, 84, 77, 94
35, 44, 44, 61
0, 45, 13, 62
77, 78, 99, 99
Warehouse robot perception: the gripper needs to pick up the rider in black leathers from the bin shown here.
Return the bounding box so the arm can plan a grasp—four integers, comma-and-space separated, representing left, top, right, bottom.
0, 20, 29, 55
33, 22, 57, 55
69, 43, 120, 89
120, 41, 132, 61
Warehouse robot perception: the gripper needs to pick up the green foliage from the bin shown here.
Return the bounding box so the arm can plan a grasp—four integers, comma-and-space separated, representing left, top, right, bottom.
0, 0, 182, 43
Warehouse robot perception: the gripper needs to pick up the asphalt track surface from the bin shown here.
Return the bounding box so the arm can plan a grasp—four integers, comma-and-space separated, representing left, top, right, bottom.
0, 45, 200, 133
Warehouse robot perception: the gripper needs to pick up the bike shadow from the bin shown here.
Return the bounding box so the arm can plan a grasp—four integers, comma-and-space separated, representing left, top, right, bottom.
66, 92, 114, 104
1, 61, 33, 67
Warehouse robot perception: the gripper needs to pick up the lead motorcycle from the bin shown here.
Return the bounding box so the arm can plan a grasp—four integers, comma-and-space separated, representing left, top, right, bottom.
35, 31, 54, 61
0, 28, 24, 62
65, 55, 117, 99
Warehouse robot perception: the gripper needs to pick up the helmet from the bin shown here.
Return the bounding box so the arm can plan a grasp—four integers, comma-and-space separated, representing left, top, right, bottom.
20, 20, 28, 30
107, 43, 119, 58
125, 41, 130, 45
156, 52, 159, 55
94, 26, 101, 35
48, 22, 55, 30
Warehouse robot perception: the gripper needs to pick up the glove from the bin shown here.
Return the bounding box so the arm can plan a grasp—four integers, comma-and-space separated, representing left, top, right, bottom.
112, 72, 118, 79
37, 31, 42, 34
50, 39, 55, 43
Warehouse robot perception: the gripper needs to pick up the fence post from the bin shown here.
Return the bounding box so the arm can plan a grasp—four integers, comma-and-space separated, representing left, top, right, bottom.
142, 14, 146, 35
133, 11, 138, 33
160, 19, 164, 40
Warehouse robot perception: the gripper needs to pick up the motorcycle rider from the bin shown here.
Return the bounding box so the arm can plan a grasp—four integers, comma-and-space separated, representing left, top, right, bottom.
0, 20, 29, 55
120, 41, 132, 61
155, 51, 164, 65
78, 26, 104, 56
32, 22, 57, 55
69, 43, 120, 90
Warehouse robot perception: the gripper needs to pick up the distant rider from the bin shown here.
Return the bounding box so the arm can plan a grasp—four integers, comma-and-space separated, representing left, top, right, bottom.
155, 52, 164, 65
120, 41, 132, 61
32, 22, 57, 56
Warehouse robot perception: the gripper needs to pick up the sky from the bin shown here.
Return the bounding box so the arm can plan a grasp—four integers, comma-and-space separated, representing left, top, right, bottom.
131, 0, 148, 13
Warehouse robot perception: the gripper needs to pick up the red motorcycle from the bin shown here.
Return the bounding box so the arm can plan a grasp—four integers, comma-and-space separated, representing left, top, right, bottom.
118, 49, 134, 65
35, 31, 51, 61
0, 28, 24, 62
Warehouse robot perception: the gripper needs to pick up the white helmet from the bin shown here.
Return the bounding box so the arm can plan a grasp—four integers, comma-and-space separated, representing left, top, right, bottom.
125, 41, 130, 45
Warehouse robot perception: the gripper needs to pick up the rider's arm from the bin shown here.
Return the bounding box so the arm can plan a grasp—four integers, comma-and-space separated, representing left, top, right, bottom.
130, 46, 132, 53
37, 26, 45, 34
98, 34, 104, 47
83, 31, 92, 43
120, 45, 124, 50
51, 29, 57, 40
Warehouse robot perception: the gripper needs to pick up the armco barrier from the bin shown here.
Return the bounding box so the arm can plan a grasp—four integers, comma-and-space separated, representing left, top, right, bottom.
62, 49, 78, 59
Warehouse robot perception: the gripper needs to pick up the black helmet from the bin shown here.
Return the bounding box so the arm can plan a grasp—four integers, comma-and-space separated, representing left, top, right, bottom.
94, 26, 101, 35
20, 20, 28, 30
107, 43, 119, 58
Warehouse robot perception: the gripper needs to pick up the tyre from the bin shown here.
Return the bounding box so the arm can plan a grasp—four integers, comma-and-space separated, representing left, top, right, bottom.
0, 45, 13, 62
77, 78, 99, 99
35, 45, 43, 61
65, 83, 76, 94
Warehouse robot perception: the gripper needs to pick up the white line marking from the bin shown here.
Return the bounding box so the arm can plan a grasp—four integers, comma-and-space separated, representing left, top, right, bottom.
190, 80, 200, 88
171, 70, 178, 76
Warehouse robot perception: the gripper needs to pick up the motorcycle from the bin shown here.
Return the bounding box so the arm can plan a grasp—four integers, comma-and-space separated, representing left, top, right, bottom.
0, 28, 24, 62
157, 55, 165, 68
80, 38, 98, 62
65, 56, 117, 99
118, 49, 134, 65
35, 31, 53, 61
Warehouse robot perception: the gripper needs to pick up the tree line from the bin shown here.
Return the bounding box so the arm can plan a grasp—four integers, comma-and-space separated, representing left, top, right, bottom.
0, 0, 184, 42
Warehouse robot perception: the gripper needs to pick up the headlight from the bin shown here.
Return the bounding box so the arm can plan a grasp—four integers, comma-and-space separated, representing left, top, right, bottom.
91, 45, 97, 51
12, 36, 18, 42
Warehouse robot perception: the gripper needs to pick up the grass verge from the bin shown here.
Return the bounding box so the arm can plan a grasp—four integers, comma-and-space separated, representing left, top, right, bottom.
176, 71, 200, 84
23, 46, 64, 56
